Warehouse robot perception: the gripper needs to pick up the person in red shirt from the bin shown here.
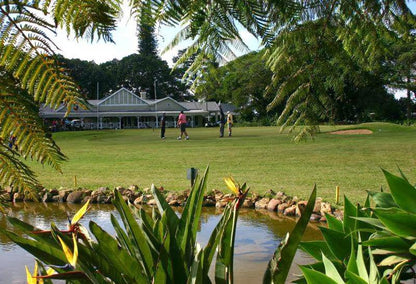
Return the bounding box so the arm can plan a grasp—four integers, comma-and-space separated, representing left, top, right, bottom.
177, 111, 189, 140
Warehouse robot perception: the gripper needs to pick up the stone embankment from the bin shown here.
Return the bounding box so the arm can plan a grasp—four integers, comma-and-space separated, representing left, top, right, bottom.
0, 186, 342, 222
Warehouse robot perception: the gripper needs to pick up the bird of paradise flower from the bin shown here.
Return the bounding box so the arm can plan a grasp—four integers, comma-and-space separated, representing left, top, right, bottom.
224, 176, 249, 209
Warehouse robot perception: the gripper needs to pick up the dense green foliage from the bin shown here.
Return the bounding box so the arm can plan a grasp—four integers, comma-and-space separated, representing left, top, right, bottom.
386, 34, 416, 121
193, 52, 280, 123
193, 50, 403, 125
58, 50, 189, 100
155, 0, 416, 139
138, 0, 158, 58
298, 170, 416, 283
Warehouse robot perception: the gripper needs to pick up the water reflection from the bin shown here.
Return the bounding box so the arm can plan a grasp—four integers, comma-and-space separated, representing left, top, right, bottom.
0, 203, 323, 283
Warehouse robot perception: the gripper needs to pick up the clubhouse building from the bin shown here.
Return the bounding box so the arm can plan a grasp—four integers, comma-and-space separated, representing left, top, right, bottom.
40, 88, 233, 130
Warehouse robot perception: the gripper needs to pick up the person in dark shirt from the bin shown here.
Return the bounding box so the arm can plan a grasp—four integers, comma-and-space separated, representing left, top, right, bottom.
219, 103, 225, 137
160, 113, 166, 139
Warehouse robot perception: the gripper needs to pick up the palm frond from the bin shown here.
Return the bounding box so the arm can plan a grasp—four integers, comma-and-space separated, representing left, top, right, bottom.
51, 0, 122, 42
0, 144, 41, 197
0, 72, 66, 175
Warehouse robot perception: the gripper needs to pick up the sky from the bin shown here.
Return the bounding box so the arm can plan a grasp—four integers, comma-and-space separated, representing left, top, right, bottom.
53, 1, 260, 66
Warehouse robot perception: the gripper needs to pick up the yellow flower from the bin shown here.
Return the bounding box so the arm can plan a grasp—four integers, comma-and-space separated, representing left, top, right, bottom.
25, 266, 36, 284
71, 199, 90, 225
25, 262, 43, 284
58, 233, 78, 268
224, 176, 240, 195
46, 267, 55, 276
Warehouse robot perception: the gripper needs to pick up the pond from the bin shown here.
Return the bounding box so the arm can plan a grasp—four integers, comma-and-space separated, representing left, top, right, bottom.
0, 202, 323, 283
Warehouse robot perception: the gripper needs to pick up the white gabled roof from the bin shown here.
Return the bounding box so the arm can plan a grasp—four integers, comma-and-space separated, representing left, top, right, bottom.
154, 97, 187, 109
98, 88, 149, 106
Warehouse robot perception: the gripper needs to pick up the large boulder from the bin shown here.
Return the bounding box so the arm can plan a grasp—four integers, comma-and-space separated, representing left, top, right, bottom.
313, 199, 322, 214
66, 191, 85, 204
58, 190, 72, 202
203, 197, 216, 207
121, 189, 139, 203
277, 202, 290, 213
267, 199, 281, 211
283, 205, 297, 216
320, 202, 332, 216
255, 198, 270, 209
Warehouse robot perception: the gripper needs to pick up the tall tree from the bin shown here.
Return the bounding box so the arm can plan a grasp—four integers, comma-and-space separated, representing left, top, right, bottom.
57, 56, 117, 99
386, 36, 416, 122
115, 54, 175, 99
137, 0, 158, 57
194, 51, 278, 121
171, 49, 198, 100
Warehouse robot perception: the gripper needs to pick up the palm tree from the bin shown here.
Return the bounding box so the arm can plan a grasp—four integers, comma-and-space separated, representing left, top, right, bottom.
0, 0, 122, 194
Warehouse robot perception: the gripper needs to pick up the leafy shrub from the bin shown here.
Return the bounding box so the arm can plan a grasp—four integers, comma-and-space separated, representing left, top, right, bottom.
298, 169, 416, 283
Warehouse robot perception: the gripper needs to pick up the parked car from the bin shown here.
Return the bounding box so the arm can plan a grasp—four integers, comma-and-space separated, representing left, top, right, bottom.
138, 122, 150, 129
204, 121, 219, 127
70, 119, 83, 130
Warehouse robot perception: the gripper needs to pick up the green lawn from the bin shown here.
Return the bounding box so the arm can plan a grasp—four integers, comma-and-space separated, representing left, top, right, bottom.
29, 122, 416, 205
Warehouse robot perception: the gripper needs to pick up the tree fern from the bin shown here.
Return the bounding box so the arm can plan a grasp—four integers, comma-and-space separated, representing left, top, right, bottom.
0, 0, 121, 195
0, 72, 54, 193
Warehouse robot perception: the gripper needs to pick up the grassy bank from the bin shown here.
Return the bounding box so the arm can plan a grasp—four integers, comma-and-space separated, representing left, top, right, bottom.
28, 122, 416, 205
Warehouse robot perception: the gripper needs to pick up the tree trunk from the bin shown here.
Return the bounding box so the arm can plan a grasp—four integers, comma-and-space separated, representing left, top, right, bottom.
407, 76, 412, 122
